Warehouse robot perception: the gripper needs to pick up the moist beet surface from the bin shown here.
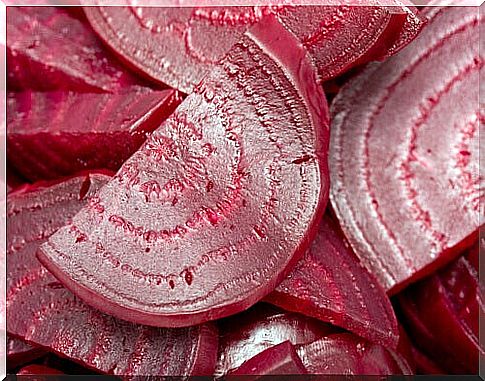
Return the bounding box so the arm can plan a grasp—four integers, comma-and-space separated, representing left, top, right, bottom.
215, 305, 337, 376
7, 173, 218, 377
17, 364, 64, 375
7, 336, 46, 370
328, 7, 484, 293
265, 214, 398, 349
228, 340, 307, 378
6, 7, 146, 92
7, 88, 181, 181
38, 15, 329, 328
84, 5, 422, 93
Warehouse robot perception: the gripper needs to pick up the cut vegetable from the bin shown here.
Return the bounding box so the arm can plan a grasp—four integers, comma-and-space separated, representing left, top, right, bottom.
7, 336, 46, 370
38, 15, 329, 327
228, 340, 307, 378
329, 7, 483, 293
7, 88, 181, 181
7, 173, 218, 377
296, 333, 413, 375
17, 365, 64, 375
216, 304, 337, 376
7, 7, 145, 92
265, 214, 399, 349
84, 5, 423, 93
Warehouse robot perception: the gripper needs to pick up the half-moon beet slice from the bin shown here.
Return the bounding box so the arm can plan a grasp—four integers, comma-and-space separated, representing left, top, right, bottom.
296, 333, 413, 375
265, 214, 398, 349
227, 340, 307, 378
7, 88, 181, 182
215, 305, 338, 376
7, 173, 218, 377
329, 6, 484, 293
6, 7, 147, 93
7, 336, 46, 370
84, 5, 423, 93
38, 15, 329, 328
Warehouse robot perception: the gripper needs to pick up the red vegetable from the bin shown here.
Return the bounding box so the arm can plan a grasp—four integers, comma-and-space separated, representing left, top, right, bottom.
7, 336, 46, 370
38, 14, 329, 328
17, 364, 64, 375
7, 173, 218, 377
7, 88, 181, 181
7, 7, 145, 92
265, 214, 399, 349
328, 6, 483, 293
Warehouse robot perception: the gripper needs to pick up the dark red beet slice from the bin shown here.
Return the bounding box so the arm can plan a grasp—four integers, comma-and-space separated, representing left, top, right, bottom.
17, 365, 64, 375
410, 344, 446, 374
329, 6, 483, 293
296, 333, 413, 375
216, 305, 337, 376
7, 336, 46, 369
7, 173, 218, 377
7, 7, 145, 92
265, 214, 398, 349
7, 88, 181, 181
38, 15, 329, 327
84, 5, 423, 93
228, 340, 307, 378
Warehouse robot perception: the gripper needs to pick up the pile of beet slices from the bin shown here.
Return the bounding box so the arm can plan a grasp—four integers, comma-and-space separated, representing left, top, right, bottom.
5, 3, 483, 378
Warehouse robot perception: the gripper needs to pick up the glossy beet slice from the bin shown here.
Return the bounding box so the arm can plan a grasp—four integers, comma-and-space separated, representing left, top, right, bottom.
228, 341, 307, 378
296, 333, 413, 375
7, 7, 144, 92
17, 365, 64, 375
7, 88, 181, 181
7, 174, 218, 377
216, 304, 337, 376
329, 7, 484, 293
7, 336, 46, 369
265, 214, 398, 349
38, 15, 329, 328
84, 5, 423, 93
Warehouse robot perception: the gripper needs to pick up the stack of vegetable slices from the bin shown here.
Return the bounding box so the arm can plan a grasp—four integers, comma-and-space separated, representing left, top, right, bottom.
6, 4, 483, 378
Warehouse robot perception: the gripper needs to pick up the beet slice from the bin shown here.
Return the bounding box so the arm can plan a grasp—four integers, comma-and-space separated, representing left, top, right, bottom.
265, 214, 398, 349
17, 364, 64, 375
410, 344, 446, 374
7, 88, 181, 181
228, 340, 307, 378
216, 304, 337, 376
329, 6, 483, 293
296, 333, 413, 375
84, 5, 423, 93
7, 173, 218, 377
38, 15, 329, 327
7, 336, 46, 370
7, 7, 145, 92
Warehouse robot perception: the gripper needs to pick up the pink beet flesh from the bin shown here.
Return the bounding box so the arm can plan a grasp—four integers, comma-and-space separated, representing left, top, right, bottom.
7, 173, 218, 377
38, 15, 330, 328
265, 214, 399, 349
7, 88, 181, 181
84, 5, 422, 93
7, 7, 146, 92
329, 7, 484, 293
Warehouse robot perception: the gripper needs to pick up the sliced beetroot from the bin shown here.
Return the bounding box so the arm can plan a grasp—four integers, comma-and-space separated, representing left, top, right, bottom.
216, 305, 337, 376
7, 173, 218, 377
265, 214, 398, 349
7, 7, 145, 92
296, 333, 413, 375
410, 344, 446, 374
228, 340, 307, 378
329, 7, 483, 293
38, 15, 329, 327
7, 336, 46, 369
17, 365, 64, 375
84, 5, 423, 93
7, 88, 181, 181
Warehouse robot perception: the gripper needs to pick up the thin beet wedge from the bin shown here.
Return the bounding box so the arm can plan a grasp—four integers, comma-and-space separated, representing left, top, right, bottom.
7, 88, 181, 181
84, 4, 423, 93
7, 173, 218, 377
265, 214, 399, 349
38, 14, 329, 328
329, 7, 484, 293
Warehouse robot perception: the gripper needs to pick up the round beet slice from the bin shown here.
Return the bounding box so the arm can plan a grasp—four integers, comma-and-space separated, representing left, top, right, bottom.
7, 173, 218, 377
83, 5, 423, 93
7, 88, 182, 181
38, 15, 329, 328
265, 214, 399, 349
329, 6, 484, 293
